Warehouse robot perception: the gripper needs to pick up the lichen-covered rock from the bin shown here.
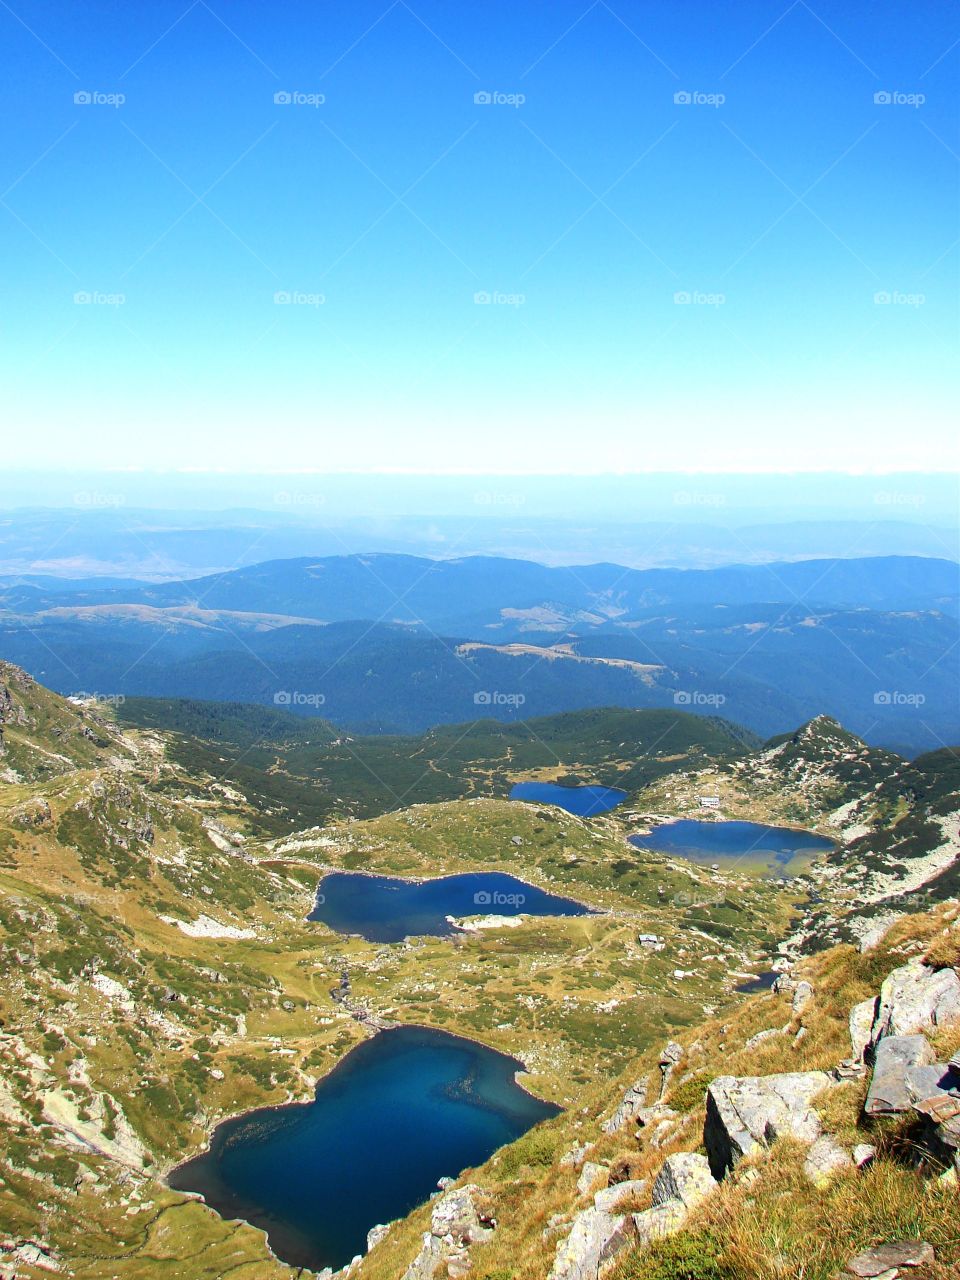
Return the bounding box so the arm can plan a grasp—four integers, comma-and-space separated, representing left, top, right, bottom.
632, 1200, 687, 1245
864, 1035, 935, 1117
548, 1208, 635, 1280
704, 1071, 832, 1177
602, 1077, 649, 1134
576, 1162, 608, 1197
803, 1135, 853, 1186
429, 1184, 494, 1245
870, 959, 960, 1045
652, 1153, 718, 1210
849, 998, 877, 1062
844, 1240, 934, 1277
367, 1222, 392, 1252
792, 981, 815, 1015
593, 1179, 647, 1214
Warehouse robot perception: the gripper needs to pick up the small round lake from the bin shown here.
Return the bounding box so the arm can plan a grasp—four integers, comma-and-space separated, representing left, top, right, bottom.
169, 1025, 559, 1273
509, 781, 627, 816
309, 870, 592, 943
628, 819, 834, 877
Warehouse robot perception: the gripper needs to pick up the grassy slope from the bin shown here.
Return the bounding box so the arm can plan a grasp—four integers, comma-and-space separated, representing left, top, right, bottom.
0, 675, 793, 1278
361, 904, 960, 1280
117, 698, 756, 834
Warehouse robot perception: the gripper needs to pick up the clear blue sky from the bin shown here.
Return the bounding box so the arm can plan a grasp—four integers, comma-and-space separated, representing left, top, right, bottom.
1, 0, 957, 473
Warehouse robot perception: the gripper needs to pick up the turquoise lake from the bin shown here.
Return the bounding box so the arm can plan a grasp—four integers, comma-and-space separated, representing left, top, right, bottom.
509, 780, 627, 815
628, 819, 834, 876
309, 870, 592, 942
168, 1025, 559, 1272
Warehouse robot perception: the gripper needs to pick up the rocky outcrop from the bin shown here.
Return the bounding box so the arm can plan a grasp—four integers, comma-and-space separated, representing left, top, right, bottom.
704, 1071, 832, 1178
803, 1135, 852, 1186
870, 959, 960, 1044
849, 998, 877, 1062
402, 1184, 495, 1280
602, 1076, 649, 1135
843, 1240, 935, 1277
651, 1153, 717, 1210
864, 1035, 935, 1117
548, 1207, 634, 1280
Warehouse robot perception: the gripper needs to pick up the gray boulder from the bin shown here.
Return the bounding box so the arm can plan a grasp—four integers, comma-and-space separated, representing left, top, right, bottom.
593, 1180, 647, 1214
870, 959, 960, 1045
792, 981, 815, 1015
366, 1222, 393, 1252
429, 1184, 494, 1245
844, 1240, 935, 1277
803, 1135, 852, 1186
602, 1077, 649, 1135
864, 1035, 935, 1117
705, 1071, 832, 1178
652, 1153, 718, 1210
849, 998, 877, 1063
576, 1162, 608, 1197
548, 1208, 635, 1280
632, 1200, 687, 1244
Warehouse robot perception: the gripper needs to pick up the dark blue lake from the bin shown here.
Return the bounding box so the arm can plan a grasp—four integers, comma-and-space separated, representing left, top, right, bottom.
168, 1025, 559, 1272
628, 819, 834, 876
309, 870, 591, 942
509, 781, 627, 816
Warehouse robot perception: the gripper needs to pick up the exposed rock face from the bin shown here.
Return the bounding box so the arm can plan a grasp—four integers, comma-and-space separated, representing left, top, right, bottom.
704, 1071, 832, 1178
791, 981, 815, 1015
593, 1180, 647, 1214
429, 1184, 494, 1245
631, 1200, 687, 1245
870, 959, 960, 1044
402, 1185, 494, 1279
849, 998, 877, 1062
366, 1223, 392, 1252
602, 1076, 649, 1135
657, 1041, 683, 1100
576, 1162, 608, 1197
864, 1035, 935, 1117
651, 1153, 718, 1210
548, 1208, 634, 1280
844, 1240, 935, 1277
803, 1135, 853, 1186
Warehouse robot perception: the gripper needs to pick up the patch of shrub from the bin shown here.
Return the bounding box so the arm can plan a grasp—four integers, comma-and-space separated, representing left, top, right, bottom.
617, 1231, 736, 1280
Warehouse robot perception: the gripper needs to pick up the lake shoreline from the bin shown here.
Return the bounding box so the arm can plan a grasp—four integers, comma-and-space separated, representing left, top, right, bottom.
165, 1023, 561, 1274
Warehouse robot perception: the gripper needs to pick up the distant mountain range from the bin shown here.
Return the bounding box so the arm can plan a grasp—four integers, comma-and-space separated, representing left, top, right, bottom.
0, 552, 957, 753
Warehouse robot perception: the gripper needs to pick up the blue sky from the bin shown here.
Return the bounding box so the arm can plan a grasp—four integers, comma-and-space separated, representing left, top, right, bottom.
1, 0, 957, 473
